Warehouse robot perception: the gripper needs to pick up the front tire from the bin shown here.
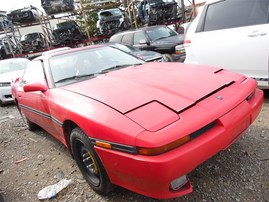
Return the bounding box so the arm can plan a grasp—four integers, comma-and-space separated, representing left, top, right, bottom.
70, 127, 113, 195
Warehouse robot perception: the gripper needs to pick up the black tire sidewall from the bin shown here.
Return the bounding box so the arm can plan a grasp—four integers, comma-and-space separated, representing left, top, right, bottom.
70, 127, 112, 195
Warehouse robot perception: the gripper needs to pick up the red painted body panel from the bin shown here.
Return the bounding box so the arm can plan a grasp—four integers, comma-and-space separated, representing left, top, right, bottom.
62, 63, 244, 113
96, 89, 263, 199
12, 46, 264, 199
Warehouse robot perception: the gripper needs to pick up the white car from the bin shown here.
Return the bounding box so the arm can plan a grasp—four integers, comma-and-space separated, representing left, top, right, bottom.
0, 58, 29, 106
184, 0, 269, 88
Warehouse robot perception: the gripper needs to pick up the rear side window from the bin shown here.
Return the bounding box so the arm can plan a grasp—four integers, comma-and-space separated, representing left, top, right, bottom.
121, 33, 133, 45
202, 0, 269, 32
109, 34, 123, 43
22, 60, 45, 84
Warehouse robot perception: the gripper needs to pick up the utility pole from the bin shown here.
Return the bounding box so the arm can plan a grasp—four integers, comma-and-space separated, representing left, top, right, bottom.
180, 0, 185, 23
192, 0, 197, 18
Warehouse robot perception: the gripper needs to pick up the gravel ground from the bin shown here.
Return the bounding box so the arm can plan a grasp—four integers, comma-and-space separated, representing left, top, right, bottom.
0, 90, 268, 202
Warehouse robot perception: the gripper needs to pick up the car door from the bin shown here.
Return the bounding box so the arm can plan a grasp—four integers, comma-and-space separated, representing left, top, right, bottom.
133, 31, 153, 51
17, 60, 53, 132
185, 0, 269, 87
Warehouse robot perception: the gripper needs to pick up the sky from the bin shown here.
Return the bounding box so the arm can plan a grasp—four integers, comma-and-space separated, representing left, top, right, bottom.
0, 0, 206, 11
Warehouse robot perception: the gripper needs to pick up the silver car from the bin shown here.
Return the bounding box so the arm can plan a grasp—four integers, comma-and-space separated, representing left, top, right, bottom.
0, 58, 29, 106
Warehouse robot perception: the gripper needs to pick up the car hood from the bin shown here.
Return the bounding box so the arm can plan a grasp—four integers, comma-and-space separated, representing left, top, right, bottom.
0, 70, 24, 82
131, 50, 162, 61
61, 63, 238, 114
152, 34, 185, 45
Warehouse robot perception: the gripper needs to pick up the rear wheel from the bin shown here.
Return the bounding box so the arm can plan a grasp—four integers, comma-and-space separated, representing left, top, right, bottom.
70, 127, 114, 195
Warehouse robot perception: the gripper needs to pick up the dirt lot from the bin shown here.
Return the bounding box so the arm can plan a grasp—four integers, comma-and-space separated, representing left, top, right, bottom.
0, 90, 269, 202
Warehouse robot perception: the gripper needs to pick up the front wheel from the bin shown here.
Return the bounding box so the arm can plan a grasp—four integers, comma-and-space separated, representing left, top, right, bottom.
70, 127, 114, 195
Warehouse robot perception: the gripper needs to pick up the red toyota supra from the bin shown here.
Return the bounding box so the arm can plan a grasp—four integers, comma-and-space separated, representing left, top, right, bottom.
12, 45, 263, 199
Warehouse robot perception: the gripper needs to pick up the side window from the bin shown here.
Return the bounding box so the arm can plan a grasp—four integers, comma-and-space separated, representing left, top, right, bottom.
203, 0, 269, 32
109, 34, 123, 43
22, 60, 45, 84
134, 31, 146, 45
121, 33, 133, 45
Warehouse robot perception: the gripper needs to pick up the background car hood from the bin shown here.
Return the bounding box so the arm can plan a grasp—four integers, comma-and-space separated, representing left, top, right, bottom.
0, 70, 23, 83
152, 34, 185, 45
131, 50, 162, 61
61, 63, 238, 114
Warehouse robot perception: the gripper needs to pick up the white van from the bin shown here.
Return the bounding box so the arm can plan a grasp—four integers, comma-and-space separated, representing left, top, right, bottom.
184, 0, 269, 88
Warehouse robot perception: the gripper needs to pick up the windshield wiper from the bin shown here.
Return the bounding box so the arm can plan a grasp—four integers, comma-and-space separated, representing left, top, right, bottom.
55, 73, 97, 84
100, 63, 143, 74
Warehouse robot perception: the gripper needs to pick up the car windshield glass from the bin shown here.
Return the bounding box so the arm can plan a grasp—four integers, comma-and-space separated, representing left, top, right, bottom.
146, 26, 177, 41
54, 22, 74, 29
0, 59, 29, 74
49, 46, 145, 87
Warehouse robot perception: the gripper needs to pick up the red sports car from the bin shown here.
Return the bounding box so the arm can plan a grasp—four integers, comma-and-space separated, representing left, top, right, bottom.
12, 45, 263, 199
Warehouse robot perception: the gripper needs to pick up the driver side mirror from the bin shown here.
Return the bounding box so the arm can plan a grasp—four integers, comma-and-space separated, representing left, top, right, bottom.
139, 39, 149, 45
23, 82, 48, 93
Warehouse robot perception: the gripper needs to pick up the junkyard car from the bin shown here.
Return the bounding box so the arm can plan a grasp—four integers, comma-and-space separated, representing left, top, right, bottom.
0, 58, 29, 106
138, 0, 178, 25
97, 8, 129, 35
184, 0, 269, 88
20, 32, 48, 53
12, 45, 263, 199
109, 25, 185, 61
52, 20, 85, 46
7, 5, 40, 24
0, 14, 14, 32
108, 42, 166, 62
0, 34, 20, 59
41, 0, 75, 15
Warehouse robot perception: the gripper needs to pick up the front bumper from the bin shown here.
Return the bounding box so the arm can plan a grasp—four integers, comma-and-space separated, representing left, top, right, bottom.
0, 86, 14, 105
173, 44, 186, 62
95, 88, 263, 199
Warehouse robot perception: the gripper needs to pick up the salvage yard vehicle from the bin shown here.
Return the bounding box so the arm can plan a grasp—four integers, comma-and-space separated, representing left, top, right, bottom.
184, 0, 269, 88
138, 0, 179, 25
0, 58, 29, 106
0, 35, 20, 59
20, 32, 48, 53
7, 5, 40, 25
41, 0, 75, 15
0, 14, 14, 32
12, 45, 263, 199
97, 8, 129, 35
52, 20, 85, 46
109, 25, 185, 61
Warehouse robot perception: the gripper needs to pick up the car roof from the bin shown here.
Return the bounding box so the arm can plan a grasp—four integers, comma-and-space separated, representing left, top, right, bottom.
37, 44, 107, 59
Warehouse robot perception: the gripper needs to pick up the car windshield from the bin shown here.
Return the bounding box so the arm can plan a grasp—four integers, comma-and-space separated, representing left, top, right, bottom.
146, 26, 177, 41
0, 59, 29, 74
21, 33, 39, 41
49, 46, 145, 87
54, 21, 75, 29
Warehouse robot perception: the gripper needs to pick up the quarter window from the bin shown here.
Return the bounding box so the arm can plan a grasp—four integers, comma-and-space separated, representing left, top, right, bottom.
22, 60, 45, 84
203, 0, 269, 32
121, 33, 133, 45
